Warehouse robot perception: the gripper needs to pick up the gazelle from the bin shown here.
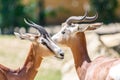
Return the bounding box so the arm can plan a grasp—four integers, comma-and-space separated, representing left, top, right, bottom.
0, 19, 64, 80
52, 11, 120, 80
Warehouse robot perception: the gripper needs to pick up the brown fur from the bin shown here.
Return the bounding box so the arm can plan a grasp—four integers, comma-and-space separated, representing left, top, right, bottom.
0, 42, 54, 80
59, 32, 120, 80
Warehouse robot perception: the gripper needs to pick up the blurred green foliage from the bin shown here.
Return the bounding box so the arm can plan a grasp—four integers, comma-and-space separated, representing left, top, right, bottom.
0, 0, 25, 34
90, 0, 118, 24
0, 0, 119, 34
38, 0, 46, 26
0, 0, 37, 34
0, 0, 70, 34
45, 6, 70, 18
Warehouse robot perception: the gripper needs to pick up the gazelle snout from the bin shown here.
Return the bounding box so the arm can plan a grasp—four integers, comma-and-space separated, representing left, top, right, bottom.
50, 41, 64, 59
55, 49, 64, 59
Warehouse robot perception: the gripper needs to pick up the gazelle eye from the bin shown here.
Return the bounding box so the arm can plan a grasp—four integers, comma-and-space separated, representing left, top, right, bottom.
61, 31, 65, 34
42, 42, 46, 45
40, 39, 46, 45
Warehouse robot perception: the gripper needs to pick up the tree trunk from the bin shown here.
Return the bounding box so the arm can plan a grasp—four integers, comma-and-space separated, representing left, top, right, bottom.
38, 0, 46, 26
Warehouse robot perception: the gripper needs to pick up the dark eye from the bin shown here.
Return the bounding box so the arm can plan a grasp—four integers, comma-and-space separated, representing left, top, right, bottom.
61, 31, 65, 34
41, 39, 46, 45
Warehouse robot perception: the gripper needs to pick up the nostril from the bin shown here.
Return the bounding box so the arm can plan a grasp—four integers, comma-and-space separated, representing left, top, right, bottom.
60, 53, 64, 57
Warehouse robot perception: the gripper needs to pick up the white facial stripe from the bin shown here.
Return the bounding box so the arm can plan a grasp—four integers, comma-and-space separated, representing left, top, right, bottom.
41, 37, 63, 57
46, 37, 61, 52
109, 64, 120, 80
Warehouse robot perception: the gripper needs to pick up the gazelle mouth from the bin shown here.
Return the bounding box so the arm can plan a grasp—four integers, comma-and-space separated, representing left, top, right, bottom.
55, 55, 64, 59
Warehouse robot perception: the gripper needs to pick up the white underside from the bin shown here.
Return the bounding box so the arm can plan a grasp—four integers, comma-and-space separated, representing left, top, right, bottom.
109, 64, 120, 80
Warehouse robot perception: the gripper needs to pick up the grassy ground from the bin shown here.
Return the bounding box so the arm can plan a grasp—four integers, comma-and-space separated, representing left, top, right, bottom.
0, 35, 63, 80
35, 69, 61, 80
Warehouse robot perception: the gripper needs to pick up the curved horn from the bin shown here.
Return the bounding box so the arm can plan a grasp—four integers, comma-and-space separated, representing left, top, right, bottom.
65, 10, 88, 25
24, 19, 48, 35
83, 12, 98, 22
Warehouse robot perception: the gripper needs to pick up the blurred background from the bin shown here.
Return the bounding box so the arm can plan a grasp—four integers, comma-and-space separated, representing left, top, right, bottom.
0, 0, 120, 80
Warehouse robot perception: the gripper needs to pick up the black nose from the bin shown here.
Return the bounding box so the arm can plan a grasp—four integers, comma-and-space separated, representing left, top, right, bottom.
60, 53, 64, 57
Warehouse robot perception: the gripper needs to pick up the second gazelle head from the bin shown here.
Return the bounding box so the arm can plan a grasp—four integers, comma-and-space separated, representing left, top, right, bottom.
52, 11, 103, 46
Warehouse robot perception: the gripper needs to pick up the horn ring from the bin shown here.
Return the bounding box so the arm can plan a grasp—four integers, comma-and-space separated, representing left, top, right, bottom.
83, 12, 98, 22
65, 11, 98, 25
65, 10, 88, 25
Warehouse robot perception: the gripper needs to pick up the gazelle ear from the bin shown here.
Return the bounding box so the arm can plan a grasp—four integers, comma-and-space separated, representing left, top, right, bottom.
14, 32, 23, 39
14, 32, 40, 41
86, 23, 103, 31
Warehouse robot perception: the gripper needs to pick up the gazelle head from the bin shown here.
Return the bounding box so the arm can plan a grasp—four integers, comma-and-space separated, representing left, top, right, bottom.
15, 19, 64, 59
52, 11, 103, 46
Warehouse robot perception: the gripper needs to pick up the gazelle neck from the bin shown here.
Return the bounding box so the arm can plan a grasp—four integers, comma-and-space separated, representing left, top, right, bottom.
68, 32, 91, 68
20, 42, 43, 80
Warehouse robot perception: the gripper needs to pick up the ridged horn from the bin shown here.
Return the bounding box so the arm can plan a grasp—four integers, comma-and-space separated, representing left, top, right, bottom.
65, 10, 88, 25
83, 12, 98, 22
24, 19, 48, 36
